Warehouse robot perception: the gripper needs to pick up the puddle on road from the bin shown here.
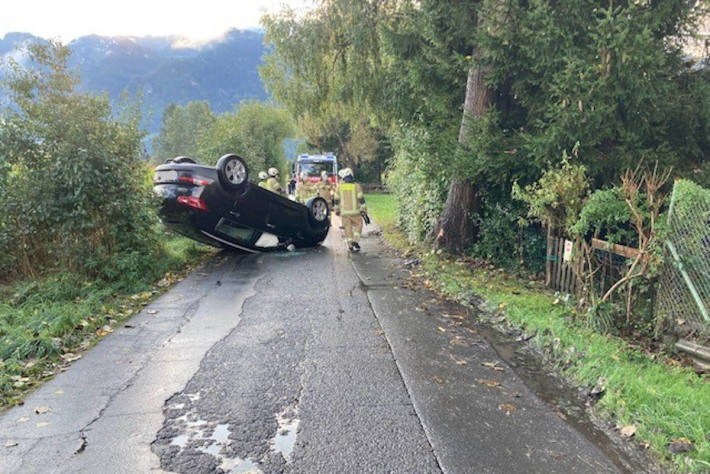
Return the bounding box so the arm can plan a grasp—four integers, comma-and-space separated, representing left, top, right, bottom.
272, 407, 300, 462
170, 434, 189, 448
220, 457, 263, 473
170, 416, 264, 474
212, 423, 230, 443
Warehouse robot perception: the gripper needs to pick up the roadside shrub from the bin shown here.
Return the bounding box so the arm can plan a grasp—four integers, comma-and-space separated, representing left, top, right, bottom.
570, 187, 635, 244
0, 41, 159, 279
512, 151, 589, 235
387, 124, 449, 242
469, 197, 546, 273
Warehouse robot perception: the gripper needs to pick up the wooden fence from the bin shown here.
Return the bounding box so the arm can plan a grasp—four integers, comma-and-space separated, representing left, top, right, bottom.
546, 236, 641, 294
546, 236, 581, 294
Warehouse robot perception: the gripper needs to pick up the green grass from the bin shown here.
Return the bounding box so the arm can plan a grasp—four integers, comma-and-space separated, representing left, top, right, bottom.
365, 193, 398, 229
367, 193, 710, 473
0, 233, 213, 410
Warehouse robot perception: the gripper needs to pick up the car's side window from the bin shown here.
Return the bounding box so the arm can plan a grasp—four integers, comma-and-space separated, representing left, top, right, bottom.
215, 218, 256, 244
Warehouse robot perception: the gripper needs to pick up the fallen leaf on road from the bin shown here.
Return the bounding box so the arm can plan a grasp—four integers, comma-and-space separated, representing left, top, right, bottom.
60, 353, 82, 363
482, 361, 505, 372
4, 441, 18, 448
17, 417, 29, 423
34, 406, 51, 415
147, 310, 158, 315
477, 379, 501, 388
55, 390, 64, 396
669, 438, 693, 454
374, 329, 385, 336
449, 336, 468, 346
36, 422, 49, 428
620, 425, 637, 438
451, 357, 468, 366
499, 403, 517, 415
432, 376, 447, 385
437, 326, 446, 332
442, 313, 465, 320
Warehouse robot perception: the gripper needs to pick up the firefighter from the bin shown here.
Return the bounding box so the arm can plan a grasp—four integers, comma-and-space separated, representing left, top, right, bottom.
296, 171, 315, 203
257, 171, 269, 188
266, 167, 283, 194
335, 168, 366, 252
316, 170, 334, 208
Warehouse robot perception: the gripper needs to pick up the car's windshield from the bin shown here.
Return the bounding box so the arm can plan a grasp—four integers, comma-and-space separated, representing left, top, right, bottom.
298, 161, 333, 176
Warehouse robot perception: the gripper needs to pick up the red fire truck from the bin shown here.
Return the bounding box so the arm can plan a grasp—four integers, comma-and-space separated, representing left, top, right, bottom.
294, 153, 338, 185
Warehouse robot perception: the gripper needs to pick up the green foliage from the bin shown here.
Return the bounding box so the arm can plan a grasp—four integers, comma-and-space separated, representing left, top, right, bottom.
470, 197, 546, 273
260, 1, 396, 178
570, 187, 635, 244
0, 234, 211, 408
477, 0, 710, 186
512, 153, 589, 233
0, 41, 158, 279
671, 179, 710, 223
263, 0, 710, 267
197, 101, 295, 173
386, 124, 449, 242
151, 101, 216, 163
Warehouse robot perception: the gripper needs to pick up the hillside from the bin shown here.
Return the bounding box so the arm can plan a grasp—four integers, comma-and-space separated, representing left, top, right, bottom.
0, 30, 267, 135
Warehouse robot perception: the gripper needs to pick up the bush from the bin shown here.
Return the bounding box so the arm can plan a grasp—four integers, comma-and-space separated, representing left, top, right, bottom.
0, 41, 159, 279
387, 124, 449, 242
470, 196, 546, 273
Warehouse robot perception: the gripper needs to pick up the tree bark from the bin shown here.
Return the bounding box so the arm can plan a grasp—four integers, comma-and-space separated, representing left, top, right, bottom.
434, 47, 493, 253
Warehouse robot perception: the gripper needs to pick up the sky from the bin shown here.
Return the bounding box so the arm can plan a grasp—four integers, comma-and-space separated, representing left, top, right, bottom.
0, 0, 313, 43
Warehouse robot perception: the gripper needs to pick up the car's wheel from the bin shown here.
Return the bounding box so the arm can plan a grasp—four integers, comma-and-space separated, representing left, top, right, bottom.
307, 197, 329, 226
173, 156, 196, 164
216, 154, 248, 191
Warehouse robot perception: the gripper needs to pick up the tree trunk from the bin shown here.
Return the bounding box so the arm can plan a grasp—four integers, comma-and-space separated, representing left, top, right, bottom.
434, 47, 493, 252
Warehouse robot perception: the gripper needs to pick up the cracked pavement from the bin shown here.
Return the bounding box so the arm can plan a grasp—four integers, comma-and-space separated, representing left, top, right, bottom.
0, 222, 642, 473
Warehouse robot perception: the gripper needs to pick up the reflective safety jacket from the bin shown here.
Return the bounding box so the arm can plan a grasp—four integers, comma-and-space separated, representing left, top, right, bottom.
336, 182, 366, 216
266, 177, 282, 194
315, 181, 334, 202
295, 181, 316, 203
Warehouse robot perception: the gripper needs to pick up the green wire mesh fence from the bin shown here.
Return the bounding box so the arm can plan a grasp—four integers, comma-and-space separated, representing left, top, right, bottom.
655, 180, 710, 339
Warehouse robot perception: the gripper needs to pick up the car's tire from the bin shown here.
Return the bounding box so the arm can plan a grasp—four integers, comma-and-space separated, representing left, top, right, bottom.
216, 154, 248, 191
307, 197, 329, 226
313, 228, 329, 245
173, 156, 196, 164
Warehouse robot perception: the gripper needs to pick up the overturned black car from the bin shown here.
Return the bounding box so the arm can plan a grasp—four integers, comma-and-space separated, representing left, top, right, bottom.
153, 154, 330, 252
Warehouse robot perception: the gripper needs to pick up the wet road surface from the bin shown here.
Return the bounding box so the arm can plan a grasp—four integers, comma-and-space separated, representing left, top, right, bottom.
0, 221, 645, 473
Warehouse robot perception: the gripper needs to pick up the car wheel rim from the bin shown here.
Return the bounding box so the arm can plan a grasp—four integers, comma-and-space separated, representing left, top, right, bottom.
313, 200, 327, 221
225, 159, 246, 184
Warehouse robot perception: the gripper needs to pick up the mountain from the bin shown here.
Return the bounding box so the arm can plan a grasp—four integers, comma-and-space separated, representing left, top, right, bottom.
0, 30, 268, 135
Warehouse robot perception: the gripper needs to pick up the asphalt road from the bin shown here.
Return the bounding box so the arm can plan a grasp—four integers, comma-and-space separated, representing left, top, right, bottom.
0, 220, 641, 473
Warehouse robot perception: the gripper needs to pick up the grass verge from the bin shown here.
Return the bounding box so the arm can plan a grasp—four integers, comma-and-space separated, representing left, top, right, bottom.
0, 233, 214, 410
366, 193, 710, 473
